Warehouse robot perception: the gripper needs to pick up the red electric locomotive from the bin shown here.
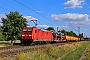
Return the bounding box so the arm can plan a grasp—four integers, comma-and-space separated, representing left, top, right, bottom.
21, 26, 53, 45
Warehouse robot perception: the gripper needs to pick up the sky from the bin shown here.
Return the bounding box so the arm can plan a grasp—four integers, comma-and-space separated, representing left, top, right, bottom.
0, 0, 90, 37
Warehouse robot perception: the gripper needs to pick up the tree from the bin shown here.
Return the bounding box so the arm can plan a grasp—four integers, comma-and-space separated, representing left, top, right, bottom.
1, 11, 27, 41
60, 30, 78, 37
46, 27, 55, 31
60, 29, 67, 35
79, 34, 83, 38
0, 27, 4, 41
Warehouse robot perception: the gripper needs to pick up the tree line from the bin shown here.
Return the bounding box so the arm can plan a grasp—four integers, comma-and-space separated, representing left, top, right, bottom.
46, 27, 83, 38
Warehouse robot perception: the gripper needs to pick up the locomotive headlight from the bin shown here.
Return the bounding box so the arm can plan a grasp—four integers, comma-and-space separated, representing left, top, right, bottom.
22, 35, 25, 36
29, 35, 32, 36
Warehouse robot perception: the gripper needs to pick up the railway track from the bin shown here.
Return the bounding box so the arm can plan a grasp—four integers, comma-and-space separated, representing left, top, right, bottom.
0, 42, 73, 58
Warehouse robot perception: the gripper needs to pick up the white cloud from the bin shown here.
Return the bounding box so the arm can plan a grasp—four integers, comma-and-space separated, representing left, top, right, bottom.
0, 14, 6, 26
37, 24, 50, 29
51, 13, 90, 26
37, 24, 68, 29
36, 10, 43, 13
84, 29, 88, 30
24, 16, 38, 22
0, 15, 38, 21
0, 14, 6, 21
0, 14, 5, 18
64, 0, 85, 9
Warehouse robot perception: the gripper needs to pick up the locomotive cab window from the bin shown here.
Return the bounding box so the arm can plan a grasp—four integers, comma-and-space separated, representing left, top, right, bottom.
35, 30, 37, 33
28, 29, 32, 32
23, 29, 27, 32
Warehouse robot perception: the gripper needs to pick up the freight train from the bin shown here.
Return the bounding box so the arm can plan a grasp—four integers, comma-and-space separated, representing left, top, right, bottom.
21, 26, 84, 45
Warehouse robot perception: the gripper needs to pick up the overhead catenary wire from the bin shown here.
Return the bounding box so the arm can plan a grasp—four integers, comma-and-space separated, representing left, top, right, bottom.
24, 0, 54, 20
14, 0, 57, 24
0, 6, 10, 27
24, 0, 40, 11
0, 0, 31, 17
24, 0, 58, 25
71, 26, 78, 31
0, 1, 50, 30
64, 24, 81, 35
0, 5, 10, 27
0, 0, 59, 28
24, 0, 48, 16
23, 0, 53, 25
0, 0, 16, 10
66, 24, 79, 31
0, 1, 42, 27
0, 1, 39, 25
0, 6, 10, 11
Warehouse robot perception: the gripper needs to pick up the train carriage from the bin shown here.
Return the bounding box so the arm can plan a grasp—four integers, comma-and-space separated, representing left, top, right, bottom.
65, 35, 80, 41
53, 33, 66, 42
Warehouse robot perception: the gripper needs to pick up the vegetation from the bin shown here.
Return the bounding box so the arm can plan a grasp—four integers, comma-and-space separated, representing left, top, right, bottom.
1, 11, 27, 41
59, 29, 66, 34
0, 27, 4, 41
79, 33, 83, 38
61, 41, 89, 60
83, 41, 90, 60
46, 27, 83, 38
59, 29, 83, 38
0, 44, 11, 47
46, 27, 55, 31
14, 41, 89, 60
60, 29, 77, 36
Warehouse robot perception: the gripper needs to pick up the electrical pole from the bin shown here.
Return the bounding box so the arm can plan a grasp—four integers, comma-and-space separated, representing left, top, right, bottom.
57, 26, 59, 32
78, 27, 80, 36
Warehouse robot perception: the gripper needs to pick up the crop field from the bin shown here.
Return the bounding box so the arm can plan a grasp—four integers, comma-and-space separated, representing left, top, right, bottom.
0, 41, 90, 60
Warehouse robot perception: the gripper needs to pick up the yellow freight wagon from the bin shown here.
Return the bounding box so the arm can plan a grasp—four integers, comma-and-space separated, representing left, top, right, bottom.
66, 35, 80, 41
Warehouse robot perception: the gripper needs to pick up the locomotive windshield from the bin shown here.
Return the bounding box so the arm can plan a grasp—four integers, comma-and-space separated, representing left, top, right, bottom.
23, 29, 27, 32
28, 29, 32, 32
23, 29, 32, 32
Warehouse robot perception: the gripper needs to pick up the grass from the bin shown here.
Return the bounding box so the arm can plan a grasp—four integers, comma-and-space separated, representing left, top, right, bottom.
61, 41, 89, 60
0, 44, 11, 47
1, 41, 89, 60
0, 41, 11, 47
83, 41, 90, 60
15, 41, 89, 60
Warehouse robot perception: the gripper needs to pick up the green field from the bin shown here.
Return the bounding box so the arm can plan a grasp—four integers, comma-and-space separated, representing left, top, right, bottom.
1, 41, 90, 60
61, 41, 89, 60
